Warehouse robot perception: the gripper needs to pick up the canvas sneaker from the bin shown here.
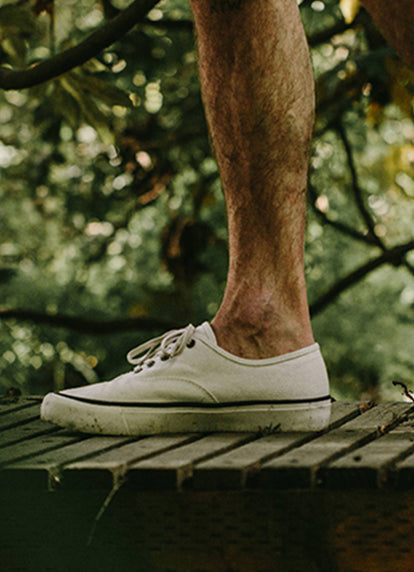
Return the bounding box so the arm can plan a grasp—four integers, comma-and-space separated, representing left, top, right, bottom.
41, 322, 331, 435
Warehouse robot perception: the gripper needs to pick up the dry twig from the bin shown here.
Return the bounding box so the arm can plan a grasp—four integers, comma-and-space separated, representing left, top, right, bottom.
392, 380, 414, 403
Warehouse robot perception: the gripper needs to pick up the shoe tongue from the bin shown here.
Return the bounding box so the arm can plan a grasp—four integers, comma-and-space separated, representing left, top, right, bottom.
195, 322, 217, 345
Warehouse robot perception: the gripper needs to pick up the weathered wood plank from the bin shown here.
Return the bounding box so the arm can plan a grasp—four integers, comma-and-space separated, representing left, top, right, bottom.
335, 402, 412, 428
391, 416, 414, 489
0, 402, 41, 431
324, 430, 414, 489
7, 435, 129, 468
327, 401, 367, 427
62, 434, 201, 489
191, 402, 362, 490
0, 396, 42, 415
1, 418, 59, 448
127, 432, 256, 489
0, 431, 83, 467
193, 432, 314, 490
1, 435, 131, 489
259, 403, 412, 489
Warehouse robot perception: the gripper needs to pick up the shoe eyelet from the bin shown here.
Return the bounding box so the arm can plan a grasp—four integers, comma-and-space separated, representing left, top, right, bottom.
146, 360, 155, 368
187, 339, 196, 349
161, 355, 170, 361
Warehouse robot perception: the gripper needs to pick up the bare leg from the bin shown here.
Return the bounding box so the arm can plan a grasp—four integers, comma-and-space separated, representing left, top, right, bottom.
361, 0, 414, 69
39, 0, 333, 436
189, 0, 315, 358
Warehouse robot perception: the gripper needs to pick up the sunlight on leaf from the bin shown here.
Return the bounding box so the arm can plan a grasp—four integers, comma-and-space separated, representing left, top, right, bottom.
339, 0, 360, 24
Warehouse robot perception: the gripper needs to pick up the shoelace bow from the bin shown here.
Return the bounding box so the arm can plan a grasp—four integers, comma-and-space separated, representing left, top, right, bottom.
127, 324, 196, 373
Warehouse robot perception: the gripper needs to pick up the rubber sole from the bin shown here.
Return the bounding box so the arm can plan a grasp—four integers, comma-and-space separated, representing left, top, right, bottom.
41, 393, 332, 435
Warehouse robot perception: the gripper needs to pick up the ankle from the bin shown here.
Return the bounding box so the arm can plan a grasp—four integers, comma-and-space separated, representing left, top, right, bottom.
211, 305, 314, 360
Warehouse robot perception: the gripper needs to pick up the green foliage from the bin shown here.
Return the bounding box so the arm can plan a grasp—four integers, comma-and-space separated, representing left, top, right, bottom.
0, 0, 413, 401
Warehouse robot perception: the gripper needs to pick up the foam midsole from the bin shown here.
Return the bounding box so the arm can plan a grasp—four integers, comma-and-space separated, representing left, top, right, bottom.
41, 394, 332, 435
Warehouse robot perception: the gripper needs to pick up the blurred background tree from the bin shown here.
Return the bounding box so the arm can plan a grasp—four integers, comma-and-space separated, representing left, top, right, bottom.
0, 0, 413, 401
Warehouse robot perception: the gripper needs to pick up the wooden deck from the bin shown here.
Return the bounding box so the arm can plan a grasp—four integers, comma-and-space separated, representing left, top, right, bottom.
2, 397, 414, 571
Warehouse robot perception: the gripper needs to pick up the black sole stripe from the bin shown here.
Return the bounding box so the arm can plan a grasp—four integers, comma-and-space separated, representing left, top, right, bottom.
58, 393, 332, 408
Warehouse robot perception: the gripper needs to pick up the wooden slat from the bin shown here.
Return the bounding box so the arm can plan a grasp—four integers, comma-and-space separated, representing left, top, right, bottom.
325, 430, 414, 489
396, 452, 414, 472
328, 401, 366, 427
193, 432, 313, 490
0, 431, 83, 467
0, 396, 42, 415
1, 435, 131, 489
7, 435, 129, 468
192, 402, 362, 490
259, 403, 412, 489
62, 434, 201, 489
391, 416, 414, 488
1, 418, 59, 448
127, 432, 256, 489
0, 402, 41, 431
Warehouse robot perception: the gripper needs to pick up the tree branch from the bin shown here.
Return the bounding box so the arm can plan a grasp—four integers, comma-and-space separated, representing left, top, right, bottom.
337, 123, 414, 277
0, 308, 176, 334
144, 18, 194, 32
0, 0, 159, 90
310, 240, 414, 315
338, 122, 385, 249
0, 2, 358, 92
402, 259, 414, 278
4, 242, 414, 328
308, 179, 376, 245
308, 20, 354, 48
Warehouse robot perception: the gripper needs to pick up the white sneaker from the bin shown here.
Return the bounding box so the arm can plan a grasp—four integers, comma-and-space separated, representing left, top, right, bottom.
41, 322, 331, 435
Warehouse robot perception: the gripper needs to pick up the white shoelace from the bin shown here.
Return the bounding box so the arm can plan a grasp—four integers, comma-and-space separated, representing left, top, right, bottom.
127, 324, 196, 373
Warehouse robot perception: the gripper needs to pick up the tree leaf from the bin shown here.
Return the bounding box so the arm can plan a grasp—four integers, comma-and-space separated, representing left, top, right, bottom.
339, 0, 360, 24
59, 75, 115, 144
72, 73, 132, 109
1, 36, 28, 68
53, 80, 82, 129
79, 97, 115, 145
